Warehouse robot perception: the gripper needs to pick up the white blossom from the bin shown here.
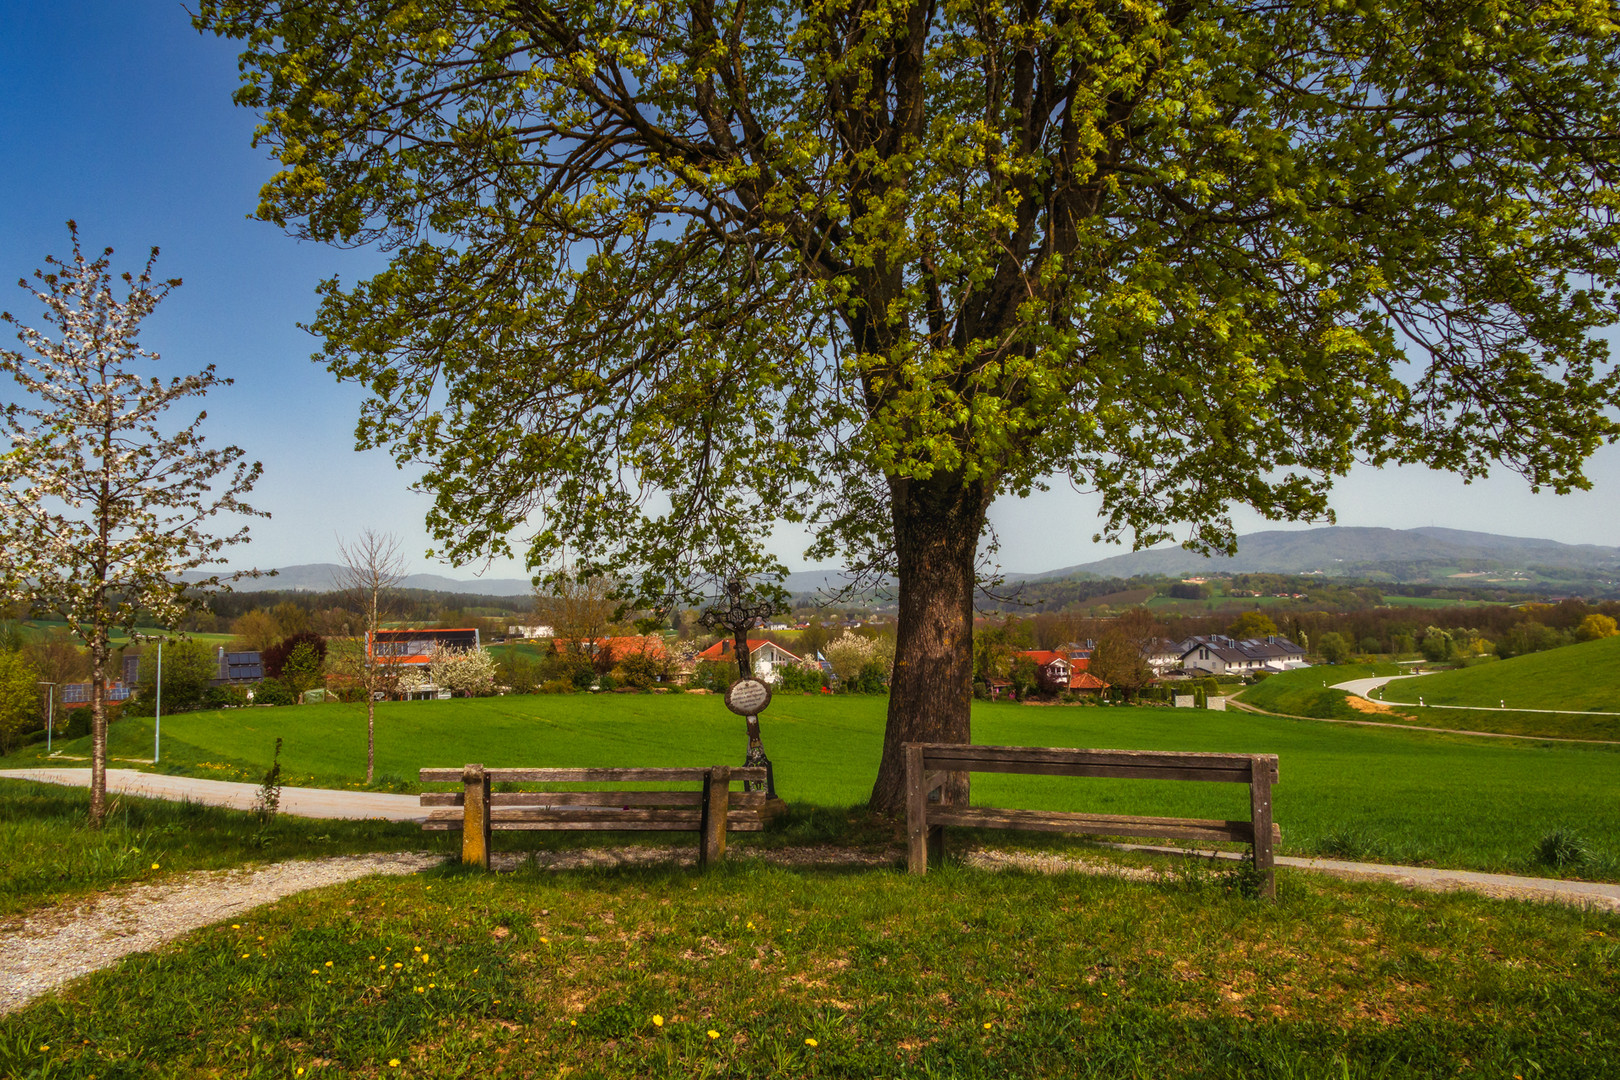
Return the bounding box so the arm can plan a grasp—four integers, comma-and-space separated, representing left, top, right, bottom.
0, 224, 263, 825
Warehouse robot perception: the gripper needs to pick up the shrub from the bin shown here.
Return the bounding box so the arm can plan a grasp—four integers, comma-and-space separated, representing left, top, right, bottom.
539, 678, 575, 695
251, 679, 297, 707
1533, 829, 1591, 870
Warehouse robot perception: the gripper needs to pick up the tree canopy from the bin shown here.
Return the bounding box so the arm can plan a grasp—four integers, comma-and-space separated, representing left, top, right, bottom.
199, 0, 1620, 808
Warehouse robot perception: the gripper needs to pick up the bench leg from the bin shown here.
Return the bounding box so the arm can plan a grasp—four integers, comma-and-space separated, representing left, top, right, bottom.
700, 766, 731, 870
462, 763, 491, 870
906, 745, 942, 874
1249, 756, 1275, 900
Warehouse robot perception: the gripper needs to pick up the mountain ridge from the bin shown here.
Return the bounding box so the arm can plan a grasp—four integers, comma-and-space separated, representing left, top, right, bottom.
193, 526, 1620, 598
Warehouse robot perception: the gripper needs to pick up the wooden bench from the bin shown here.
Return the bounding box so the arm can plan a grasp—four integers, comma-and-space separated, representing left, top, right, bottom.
904, 743, 1281, 897
420, 764, 776, 870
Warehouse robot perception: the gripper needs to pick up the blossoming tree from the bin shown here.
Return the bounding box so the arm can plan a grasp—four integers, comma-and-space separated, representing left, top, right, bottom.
0, 224, 263, 825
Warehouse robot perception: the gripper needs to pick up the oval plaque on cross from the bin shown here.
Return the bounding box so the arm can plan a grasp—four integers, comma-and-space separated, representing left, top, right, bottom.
724, 678, 772, 717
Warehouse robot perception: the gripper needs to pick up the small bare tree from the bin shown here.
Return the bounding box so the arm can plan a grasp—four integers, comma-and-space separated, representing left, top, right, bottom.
0, 224, 262, 825
334, 529, 405, 784
535, 566, 621, 667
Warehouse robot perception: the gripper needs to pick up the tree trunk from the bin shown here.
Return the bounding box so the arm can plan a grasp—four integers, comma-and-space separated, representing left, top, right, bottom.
366, 695, 376, 785
868, 473, 990, 815
88, 627, 109, 828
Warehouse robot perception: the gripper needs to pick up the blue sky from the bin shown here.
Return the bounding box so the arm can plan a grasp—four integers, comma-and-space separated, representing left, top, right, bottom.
3, 3, 1615, 582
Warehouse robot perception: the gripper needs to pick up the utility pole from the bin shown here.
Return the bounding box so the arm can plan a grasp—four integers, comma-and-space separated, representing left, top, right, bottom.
37, 681, 56, 754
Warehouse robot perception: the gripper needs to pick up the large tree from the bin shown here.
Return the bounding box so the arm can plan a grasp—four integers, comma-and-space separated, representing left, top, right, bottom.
199, 0, 1620, 811
0, 225, 262, 823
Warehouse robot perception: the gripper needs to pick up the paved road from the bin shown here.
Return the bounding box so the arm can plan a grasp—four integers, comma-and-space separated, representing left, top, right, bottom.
1332, 676, 1620, 717
0, 768, 427, 822
1330, 675, 1416, 700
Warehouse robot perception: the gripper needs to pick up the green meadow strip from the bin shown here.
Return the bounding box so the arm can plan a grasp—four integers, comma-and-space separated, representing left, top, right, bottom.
2, 862, 1616, 1078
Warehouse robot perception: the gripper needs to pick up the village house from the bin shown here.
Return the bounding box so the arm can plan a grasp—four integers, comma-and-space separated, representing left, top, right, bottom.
694, 638, 805, 683
1177, 635, 1307, 676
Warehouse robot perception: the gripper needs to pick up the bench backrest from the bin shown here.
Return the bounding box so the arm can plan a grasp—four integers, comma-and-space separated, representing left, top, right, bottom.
420, 766, 770, 784
910, 743, 1278, 784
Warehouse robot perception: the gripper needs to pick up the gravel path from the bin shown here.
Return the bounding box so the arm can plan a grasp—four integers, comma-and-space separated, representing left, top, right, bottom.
0, 852, 444, 1017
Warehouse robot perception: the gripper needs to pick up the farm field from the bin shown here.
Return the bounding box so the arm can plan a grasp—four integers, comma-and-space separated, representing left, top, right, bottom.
1378, 635, 1620, 713
7, 692, 1619, 880
10, 618, 237, 651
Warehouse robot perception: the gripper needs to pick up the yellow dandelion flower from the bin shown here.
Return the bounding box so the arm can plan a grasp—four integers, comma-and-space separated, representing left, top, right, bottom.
494, 999, 501, 1004
241, 953, 249, 959
325, 961, 333, 967
258, 936, 265, 941
414, 946, 421, 952
652, 1015, 664, 1027
232, 924, 240, 930
540, 937, 549, 944
297, 1070, 305, 1076
151, 863, 160, 870
805, 1038, 818, 1047
569, 1020, 577, 1027
389, 1059, 401, 1068
429, 983, 435, 989
310, 969, 318, 975
38, 1045, 49, 1052
707, 1030, 720, 1040
369, 955, 376, 960
983, 1022, 993, 1030
746, 922, 754, 929
394, 962, 403, 969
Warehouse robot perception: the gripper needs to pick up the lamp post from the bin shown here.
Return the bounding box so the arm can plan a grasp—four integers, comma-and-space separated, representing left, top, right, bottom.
37, 682, 56, 754
154, 639, 164, 764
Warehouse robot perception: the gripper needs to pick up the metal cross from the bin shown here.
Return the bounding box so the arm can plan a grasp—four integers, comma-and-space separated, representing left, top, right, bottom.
699, 576, 779, 796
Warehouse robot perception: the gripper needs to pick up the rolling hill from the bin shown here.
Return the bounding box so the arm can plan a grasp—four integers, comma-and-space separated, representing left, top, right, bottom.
1020, 526, 1620, 583
1378, 635, 1620, 713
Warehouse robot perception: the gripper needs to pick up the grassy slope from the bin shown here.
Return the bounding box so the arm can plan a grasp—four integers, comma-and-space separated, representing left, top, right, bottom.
1379, 635, 1620, 712
1238, 662, 1620, 742
2, 861, 1616, 1079
7, 691, 1620, 877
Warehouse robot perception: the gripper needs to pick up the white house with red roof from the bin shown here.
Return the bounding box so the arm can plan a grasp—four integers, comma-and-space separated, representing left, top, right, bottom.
695, 638, 805, 683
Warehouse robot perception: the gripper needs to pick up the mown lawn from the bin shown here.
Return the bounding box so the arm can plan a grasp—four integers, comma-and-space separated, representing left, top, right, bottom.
1378, 636, 1620, 713
7, 692, 1620, 880
0, 781, 450, 919
1, 858, 1616, 1079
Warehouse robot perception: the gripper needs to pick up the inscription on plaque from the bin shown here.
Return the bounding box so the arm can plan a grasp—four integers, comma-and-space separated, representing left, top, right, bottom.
725, 678, 772, 717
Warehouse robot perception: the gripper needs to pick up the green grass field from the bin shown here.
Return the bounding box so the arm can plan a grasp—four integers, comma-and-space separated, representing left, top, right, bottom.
7, 691, 1620, 880
1379, 636, 1620, 713
2, 854, 1616, 1079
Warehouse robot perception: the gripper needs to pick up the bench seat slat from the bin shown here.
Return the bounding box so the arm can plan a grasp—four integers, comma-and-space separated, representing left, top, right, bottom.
424, 807, 764, 832
928, 806, 1280, 845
